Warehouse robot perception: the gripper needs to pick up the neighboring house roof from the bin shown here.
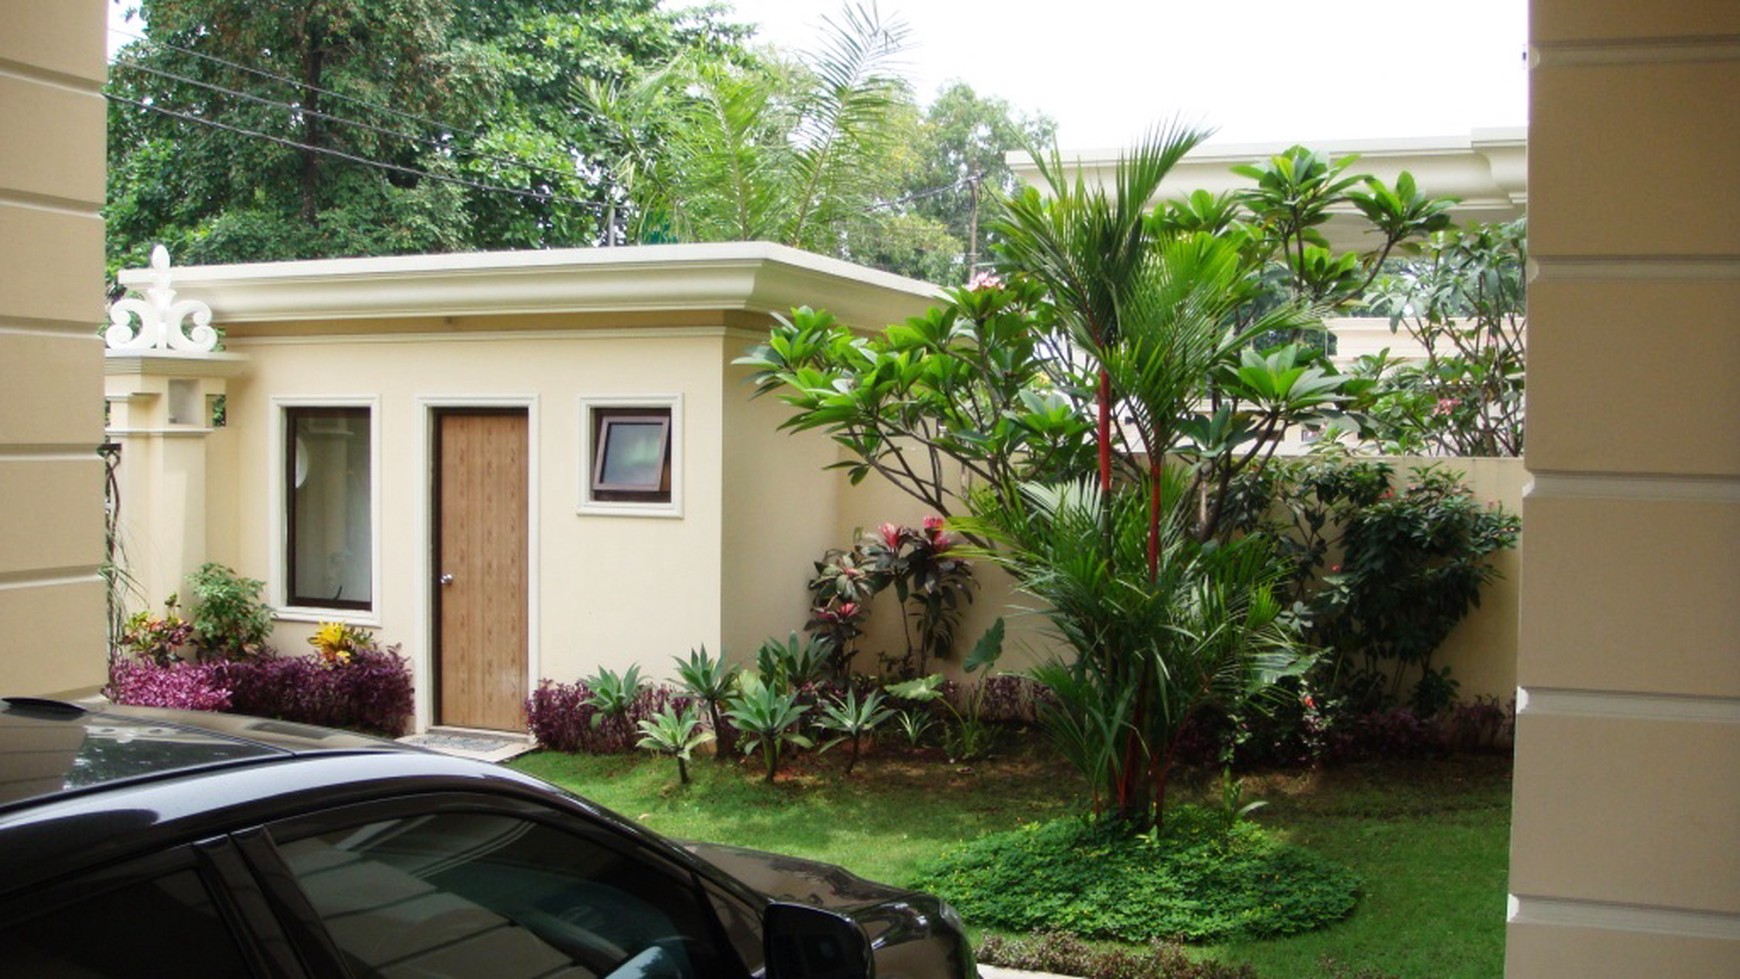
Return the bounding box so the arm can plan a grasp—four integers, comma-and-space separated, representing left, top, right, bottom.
118, 241, 944, 334
1009, 127, 1527, 251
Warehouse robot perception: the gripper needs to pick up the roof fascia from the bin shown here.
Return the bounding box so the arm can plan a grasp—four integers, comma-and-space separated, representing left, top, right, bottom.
117, 242, 943, 333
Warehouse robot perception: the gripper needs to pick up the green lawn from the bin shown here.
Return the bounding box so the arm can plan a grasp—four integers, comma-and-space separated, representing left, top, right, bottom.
511, 742, 1511, 979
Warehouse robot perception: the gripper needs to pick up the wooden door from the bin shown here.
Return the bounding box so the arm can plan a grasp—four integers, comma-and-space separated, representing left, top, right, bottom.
434, 410, 529, 731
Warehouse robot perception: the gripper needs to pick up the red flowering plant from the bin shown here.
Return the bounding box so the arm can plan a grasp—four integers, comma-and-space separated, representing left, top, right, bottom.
863, 517, 977, 679
807, 538, 886, 680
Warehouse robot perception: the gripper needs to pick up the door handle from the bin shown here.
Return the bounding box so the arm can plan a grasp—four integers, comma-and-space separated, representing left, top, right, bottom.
439, 573, 455, 586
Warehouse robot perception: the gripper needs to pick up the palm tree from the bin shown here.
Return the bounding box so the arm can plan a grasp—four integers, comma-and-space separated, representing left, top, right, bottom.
621, 3, 912, 251
961, 478, 1306, 829
993, 122, 1211, 498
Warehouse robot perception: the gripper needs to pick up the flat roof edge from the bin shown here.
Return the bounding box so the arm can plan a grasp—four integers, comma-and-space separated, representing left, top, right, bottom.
115, 242, 943, 331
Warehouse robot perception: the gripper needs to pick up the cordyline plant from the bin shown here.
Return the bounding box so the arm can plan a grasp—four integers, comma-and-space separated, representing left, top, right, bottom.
864, 517, 977, 677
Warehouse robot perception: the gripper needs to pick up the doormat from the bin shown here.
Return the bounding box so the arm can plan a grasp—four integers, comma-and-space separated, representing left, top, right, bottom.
397, 730, 534, 763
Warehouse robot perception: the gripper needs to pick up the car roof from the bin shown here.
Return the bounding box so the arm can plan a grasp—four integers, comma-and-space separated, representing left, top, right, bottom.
0, 697, 418, 813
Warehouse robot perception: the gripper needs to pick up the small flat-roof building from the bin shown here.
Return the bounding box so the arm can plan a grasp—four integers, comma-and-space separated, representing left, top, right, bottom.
105, 243, 938, 733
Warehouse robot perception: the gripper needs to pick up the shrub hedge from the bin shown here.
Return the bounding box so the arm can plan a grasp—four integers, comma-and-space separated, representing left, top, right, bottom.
107, 644, 414, 737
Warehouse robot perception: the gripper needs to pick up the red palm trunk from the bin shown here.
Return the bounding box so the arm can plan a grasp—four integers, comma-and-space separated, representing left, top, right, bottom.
1097, 370, 1113, 492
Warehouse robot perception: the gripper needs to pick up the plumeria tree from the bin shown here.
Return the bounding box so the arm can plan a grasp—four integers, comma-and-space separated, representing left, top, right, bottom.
744, 130, 1465, 829
1359, 219, 1527, 456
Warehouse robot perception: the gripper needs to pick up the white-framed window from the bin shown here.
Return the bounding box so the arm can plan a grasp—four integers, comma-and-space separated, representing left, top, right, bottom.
276, 399, 380, 620
578, 394, 682, 517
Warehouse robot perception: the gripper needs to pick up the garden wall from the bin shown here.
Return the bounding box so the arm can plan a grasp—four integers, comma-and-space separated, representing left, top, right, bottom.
837, 455, 1527, 705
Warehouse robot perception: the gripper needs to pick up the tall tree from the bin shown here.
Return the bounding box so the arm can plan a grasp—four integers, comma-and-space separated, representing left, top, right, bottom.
107, 0, 468, 274
105, 0, 752, 276
446, 0, 753, 248
903, 82, 1055, 280
611, 3, 917, 255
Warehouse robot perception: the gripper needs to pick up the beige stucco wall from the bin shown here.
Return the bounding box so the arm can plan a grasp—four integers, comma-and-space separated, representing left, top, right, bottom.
717, 348, 847, 671
0, 0, 108, 694
836, 453, 1526, 703
1508, 2, 1740, 974
217, 317, 733, 729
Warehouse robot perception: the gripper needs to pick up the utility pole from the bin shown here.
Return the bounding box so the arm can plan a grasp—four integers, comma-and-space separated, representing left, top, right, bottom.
964, 167, 982, 282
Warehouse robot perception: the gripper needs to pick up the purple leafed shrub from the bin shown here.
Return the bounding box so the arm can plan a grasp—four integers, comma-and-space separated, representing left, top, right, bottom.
107, 658, 232, 712
108, 644, 414, 738
975, 674, 1048, 725
1176, 692, 1517, 771
219, 645, 414, 738
526, 679, 697, 754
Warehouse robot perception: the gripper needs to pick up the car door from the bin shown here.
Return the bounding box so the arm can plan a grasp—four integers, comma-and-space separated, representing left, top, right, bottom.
237, 792, 761, 979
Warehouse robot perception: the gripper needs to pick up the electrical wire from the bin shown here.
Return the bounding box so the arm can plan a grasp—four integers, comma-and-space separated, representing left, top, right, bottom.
107, 27, 979, 221
105, 92, 610, 212
108, 40, 592, 187
111, 57, 595, 186
108, 24, 486, 155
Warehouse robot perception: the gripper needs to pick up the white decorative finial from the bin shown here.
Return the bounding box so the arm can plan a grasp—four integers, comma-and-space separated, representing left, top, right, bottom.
105, 245, 218, 353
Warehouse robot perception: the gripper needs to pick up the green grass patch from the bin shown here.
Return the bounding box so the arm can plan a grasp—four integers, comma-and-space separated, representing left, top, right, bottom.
512, 741, 1084, 887
1203, 757, 1513, 979
913, 808, 1358, 943
511, 744, 1511, 979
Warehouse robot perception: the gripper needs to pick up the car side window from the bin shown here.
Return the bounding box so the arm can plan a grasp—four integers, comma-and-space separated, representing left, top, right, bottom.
275, 810, 738, 979
0, 867, 254, 977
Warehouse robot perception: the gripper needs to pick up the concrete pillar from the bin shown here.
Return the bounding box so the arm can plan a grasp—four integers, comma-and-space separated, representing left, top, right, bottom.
104, 355, 247, 613
0, 0, 109, 695
1508, 2, 1740, 974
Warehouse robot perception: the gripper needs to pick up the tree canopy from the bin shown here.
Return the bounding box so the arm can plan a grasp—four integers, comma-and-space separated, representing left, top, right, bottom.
107, 1, 1052, 287
105, 0, 753, 278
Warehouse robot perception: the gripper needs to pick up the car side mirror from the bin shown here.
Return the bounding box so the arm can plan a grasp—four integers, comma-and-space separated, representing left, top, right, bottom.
763, 901, 873, 979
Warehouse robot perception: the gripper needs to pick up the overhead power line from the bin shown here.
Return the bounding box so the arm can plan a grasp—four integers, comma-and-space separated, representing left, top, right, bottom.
111, 56, 587, 187
108, 25, 483, 152
105, 27, 979, 227
105, 92, 609, 213
862, 176, 972, 213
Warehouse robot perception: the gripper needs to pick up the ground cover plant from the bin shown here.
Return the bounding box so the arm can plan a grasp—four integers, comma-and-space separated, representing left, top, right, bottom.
511, 744, 1511, 979
911, 808, 1359, 943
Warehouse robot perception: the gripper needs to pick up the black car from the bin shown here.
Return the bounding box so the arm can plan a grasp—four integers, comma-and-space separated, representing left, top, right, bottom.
0, 697, 975, 978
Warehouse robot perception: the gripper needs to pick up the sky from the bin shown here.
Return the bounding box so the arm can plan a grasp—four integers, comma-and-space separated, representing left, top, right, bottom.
107, 0, 1529, 150
703, 0, 1529, 148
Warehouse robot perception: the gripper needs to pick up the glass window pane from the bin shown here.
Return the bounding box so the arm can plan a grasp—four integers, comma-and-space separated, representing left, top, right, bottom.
586, 405, 673, 505
0, 870, 251, 978
598, 419, 668, 490
288, 407, 372, 608
277, 811, 735, 979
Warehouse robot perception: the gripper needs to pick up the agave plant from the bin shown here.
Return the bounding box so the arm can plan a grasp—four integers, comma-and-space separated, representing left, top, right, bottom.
674, 646, 740, 762
582, 664, 648, 743
755, 632, 833, 692
725, 674, 812, 783
893, 707, 936, 749
815, 688, 894, 775
636, 704, 713, 785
